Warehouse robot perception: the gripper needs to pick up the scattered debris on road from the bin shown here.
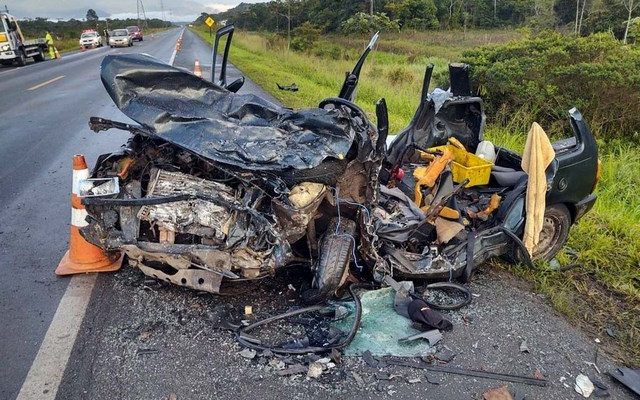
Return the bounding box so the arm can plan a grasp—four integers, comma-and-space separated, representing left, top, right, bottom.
59, 26, 608, 397
575, 373, 595, 397
482, 385, 513, 400
277, 83, 299, 91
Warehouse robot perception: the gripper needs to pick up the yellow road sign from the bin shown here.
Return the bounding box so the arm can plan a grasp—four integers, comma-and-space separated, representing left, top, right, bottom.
205, 16, 215, 28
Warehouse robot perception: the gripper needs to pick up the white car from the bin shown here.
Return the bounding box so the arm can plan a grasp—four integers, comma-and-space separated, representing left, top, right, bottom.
109, 29, 133, 48
79, 31, 103, 49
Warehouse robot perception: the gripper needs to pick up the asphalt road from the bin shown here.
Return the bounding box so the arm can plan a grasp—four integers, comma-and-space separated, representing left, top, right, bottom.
0, 27, 181, 399
0, 27, 635, 400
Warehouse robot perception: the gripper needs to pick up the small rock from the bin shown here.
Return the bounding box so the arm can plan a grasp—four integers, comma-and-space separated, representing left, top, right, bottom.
334, 305, 349, 319
351, 371, 365, 387
482, 385, 513, 400
407, 377, 421, 384
326, 362, 336, 369
435, 349, 456, 363
307, 362, 323, 379
520, 340, 530, 353
330, 348, 342, 364
244, 305, 253, 315
269, 359, 286, 370
534, 369, 545, 380
239, 348, 257, 359
277, 364, 306, 376
262, 349, 273, 357
549, 258, 561, 270
317, 357, 332, 364
605, 327, 616, 338
594, 338, 601, 344
575, 374, 595, 398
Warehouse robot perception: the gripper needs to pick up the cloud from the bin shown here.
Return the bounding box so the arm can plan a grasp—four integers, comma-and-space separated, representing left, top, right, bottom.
7, 0, 269, 21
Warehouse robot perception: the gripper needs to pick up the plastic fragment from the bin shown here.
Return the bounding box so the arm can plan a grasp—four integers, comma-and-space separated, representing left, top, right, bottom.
575, 374, 595, 398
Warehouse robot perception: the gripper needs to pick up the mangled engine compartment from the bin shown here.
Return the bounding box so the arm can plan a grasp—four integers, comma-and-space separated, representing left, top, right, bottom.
81, 131, 361, 294
80, 50, 543, 299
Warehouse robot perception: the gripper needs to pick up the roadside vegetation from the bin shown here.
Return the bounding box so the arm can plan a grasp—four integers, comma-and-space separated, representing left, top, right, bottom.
193, 25, 639, 364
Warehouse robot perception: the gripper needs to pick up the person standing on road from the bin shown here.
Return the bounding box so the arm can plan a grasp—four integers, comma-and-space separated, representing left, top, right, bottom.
45, 31, 56, 60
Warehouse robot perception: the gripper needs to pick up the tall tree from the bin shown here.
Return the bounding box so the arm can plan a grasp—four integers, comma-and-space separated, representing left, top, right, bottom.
86, 9, 99, 22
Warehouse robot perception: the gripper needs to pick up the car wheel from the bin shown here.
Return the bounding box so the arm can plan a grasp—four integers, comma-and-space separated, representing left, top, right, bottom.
532, 204, 571, 261
302, 218, 355, 304
16, 49, 27, 66
33, 47, 45, 62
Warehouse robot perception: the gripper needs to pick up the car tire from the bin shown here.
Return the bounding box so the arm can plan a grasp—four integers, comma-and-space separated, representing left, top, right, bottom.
532, 203, 571, 261
16, 49, 27, 66
302, 218, 355, 304
33, 48, 45, 62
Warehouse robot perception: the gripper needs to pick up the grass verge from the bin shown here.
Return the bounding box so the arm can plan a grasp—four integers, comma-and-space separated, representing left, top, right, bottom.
192, 27, 640, 365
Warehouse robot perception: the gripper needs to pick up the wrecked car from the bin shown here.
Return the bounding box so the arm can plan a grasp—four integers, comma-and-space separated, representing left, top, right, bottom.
79, 27, 599, 300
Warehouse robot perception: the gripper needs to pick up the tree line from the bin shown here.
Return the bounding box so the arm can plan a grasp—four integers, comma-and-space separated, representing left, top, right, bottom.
202, 0, 638, 41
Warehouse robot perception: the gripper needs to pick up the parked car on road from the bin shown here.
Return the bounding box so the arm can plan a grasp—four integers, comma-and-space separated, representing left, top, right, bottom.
126, 26, 143, 41
109, 29, 132, 48
79, 30, 102, 49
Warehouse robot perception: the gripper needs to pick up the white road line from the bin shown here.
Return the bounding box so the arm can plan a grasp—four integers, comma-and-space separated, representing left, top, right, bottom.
27, 75, 65, 91
16, 274, 97, 400
168, 28, 185, 66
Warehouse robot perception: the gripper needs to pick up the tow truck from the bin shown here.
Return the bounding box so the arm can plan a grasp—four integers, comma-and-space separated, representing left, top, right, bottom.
0, 12, 48, 66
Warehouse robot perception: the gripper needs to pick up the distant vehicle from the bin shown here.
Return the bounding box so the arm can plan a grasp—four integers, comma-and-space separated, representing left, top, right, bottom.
0, 12, 49, 66
126, 26, 143, 41
79, 30, 103, 49
109, 29, 133, 48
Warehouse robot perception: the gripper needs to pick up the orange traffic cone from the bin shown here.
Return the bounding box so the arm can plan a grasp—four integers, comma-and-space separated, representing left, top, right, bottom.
54, 47, 61, 59
194, 59, 202, 77
55, 155, 123, 276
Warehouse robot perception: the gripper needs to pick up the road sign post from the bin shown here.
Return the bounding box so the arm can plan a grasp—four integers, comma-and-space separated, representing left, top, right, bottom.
205, 16, 215, 37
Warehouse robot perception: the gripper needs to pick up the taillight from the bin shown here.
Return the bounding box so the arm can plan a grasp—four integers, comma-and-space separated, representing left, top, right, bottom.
592, 159, 602, 192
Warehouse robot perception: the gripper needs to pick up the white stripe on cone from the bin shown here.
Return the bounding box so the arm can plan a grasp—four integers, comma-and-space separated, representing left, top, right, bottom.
71, 208, 89, 227
71, 169, 90, 195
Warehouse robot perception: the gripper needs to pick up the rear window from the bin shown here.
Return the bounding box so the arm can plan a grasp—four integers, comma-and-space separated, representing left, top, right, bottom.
126, 26, 140, 32
113, 30, 128, 37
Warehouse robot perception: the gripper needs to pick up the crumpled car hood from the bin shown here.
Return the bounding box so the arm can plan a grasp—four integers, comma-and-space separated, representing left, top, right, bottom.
100, 53, 358, 171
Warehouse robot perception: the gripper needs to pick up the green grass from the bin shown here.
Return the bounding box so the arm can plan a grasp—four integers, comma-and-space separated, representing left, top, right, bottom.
192, 27, 640, 364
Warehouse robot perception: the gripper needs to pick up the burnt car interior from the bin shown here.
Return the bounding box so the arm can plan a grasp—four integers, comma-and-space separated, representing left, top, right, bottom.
80, 26, 597, 309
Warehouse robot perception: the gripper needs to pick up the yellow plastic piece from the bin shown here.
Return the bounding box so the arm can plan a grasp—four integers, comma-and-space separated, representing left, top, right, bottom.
413, 147, 453, 207
429, 144, 492, 187
447, 137, 466, 150
439, 206, 460, 220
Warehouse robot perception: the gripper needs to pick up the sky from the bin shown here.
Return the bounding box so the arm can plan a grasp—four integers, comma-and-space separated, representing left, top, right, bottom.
5, 0, 270, 22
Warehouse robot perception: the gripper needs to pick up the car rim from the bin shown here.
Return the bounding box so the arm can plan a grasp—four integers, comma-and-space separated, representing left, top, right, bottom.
533, 215, 561, 259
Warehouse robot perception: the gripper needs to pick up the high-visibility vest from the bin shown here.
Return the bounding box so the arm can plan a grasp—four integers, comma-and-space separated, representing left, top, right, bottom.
45, 33, 53, 45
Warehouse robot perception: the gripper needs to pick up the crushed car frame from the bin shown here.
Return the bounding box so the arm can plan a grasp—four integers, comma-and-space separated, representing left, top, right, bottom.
79, 26, 599, 300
